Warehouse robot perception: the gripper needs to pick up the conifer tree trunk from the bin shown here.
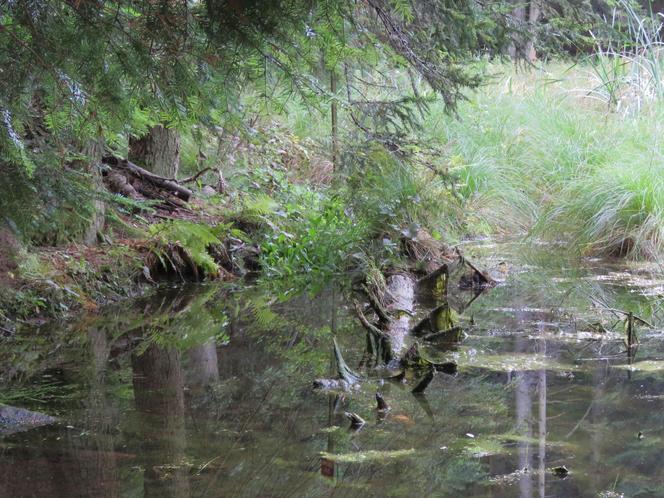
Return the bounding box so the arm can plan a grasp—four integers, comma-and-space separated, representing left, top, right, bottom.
330, 69, 339, 171
509, 0, 540, 62
129, 124, 180, 179
82, 138, 105, 245
132, 343, 190, 498
508, 1, 527, 59
526, 0, 541, 62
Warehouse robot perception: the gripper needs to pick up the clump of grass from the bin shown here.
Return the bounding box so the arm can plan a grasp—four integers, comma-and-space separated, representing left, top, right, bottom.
581, 0, 664, 116
542, 159, 664, 258
345, 143, 461, 242
423, 60, 664, 260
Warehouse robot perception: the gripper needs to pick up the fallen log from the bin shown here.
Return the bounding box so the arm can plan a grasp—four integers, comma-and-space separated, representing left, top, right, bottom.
102, 155, 192, 202
382, 273, 416, 355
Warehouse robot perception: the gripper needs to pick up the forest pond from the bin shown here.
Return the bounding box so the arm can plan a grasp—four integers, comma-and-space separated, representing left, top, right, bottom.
3, 242, 664, 497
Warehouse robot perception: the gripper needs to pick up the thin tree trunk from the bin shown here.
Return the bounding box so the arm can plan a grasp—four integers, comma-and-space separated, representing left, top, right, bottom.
330, 69, 339, 171
83, 138, 105, 244
526, 0, 541, 62
129, 124, 181, 179
70, 327, 119, 498
508, 1, 528, 60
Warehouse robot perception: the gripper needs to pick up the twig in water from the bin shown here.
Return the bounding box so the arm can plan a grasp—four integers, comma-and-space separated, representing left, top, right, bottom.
196, 456, 220, 475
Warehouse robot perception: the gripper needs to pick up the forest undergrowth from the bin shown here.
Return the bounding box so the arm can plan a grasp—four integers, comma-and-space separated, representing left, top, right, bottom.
4, 58, 664, 326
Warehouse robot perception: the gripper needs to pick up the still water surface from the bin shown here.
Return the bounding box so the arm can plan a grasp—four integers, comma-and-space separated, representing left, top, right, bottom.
2, 243, 664, 497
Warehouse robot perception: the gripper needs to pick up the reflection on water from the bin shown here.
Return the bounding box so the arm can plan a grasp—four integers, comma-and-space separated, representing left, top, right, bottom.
2, 244, 664, 497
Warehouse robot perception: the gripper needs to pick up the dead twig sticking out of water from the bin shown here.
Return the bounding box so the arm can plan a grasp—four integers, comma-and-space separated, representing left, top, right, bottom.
345, 412, 366, 430
589, 295, 654, 328
626, 311, 638, 349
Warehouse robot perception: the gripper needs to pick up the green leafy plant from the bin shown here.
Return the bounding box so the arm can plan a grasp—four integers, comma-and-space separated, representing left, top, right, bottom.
260, 190, 366, 282
148, 220, 227, 279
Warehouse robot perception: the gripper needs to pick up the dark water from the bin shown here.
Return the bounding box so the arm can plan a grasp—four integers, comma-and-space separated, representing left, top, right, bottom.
2, 243, 664, 498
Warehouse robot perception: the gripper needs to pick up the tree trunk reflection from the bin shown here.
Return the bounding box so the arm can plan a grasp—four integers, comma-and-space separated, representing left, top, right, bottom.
132, 343, 190, 498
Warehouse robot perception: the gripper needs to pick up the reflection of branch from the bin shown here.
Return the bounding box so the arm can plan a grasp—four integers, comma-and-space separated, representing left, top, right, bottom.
588, 295, 654, 327
565, 400, 593, 439
413, 392, 434, 419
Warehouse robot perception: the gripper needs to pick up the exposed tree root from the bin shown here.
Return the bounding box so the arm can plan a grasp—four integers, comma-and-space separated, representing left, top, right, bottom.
314, 251, 496, 395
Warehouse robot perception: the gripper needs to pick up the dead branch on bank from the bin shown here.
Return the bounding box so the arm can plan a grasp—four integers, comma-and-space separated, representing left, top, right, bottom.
102, 155, 193, 210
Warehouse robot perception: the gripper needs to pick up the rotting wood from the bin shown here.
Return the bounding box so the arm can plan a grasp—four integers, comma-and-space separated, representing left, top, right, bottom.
382, 273, 416, 354
421, 326, 464, 343
376, 393, 390, 411
102, 155, 192, 202
412, 302, 457, 337
315, 251, 494, 394
345, 412, 366, 429
411, 366, 435, 394
313, 338, 362, 390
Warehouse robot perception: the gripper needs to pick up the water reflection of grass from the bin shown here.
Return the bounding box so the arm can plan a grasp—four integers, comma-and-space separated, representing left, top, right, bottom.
0, 381, 77, 405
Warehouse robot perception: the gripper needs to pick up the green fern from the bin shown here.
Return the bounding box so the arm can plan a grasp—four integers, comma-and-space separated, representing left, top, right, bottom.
241, 193, 279, 217
243, 294, 287, 331
149, 220, 224, 277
